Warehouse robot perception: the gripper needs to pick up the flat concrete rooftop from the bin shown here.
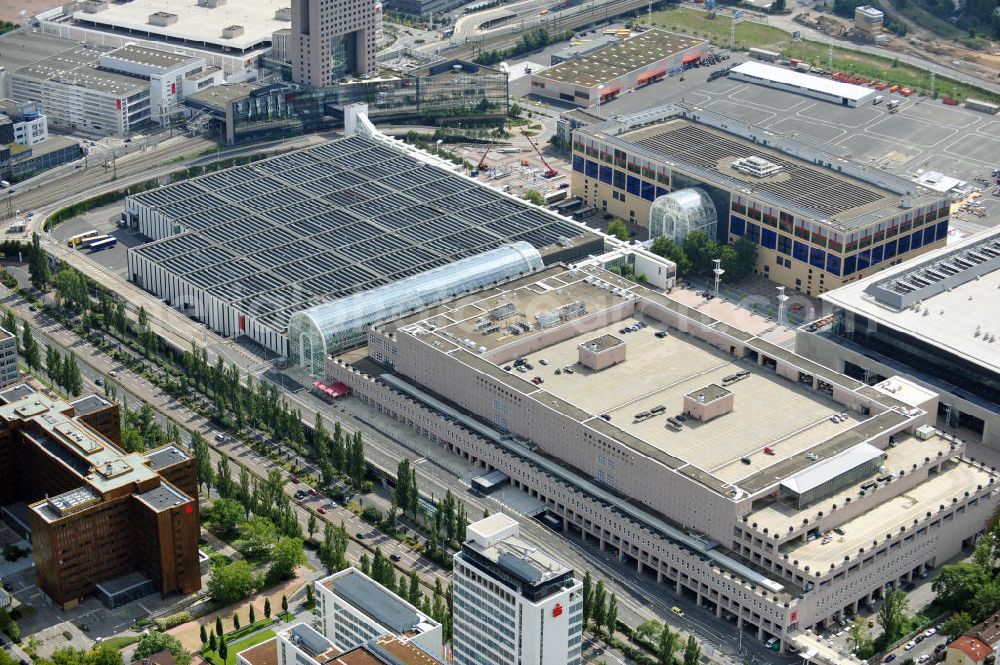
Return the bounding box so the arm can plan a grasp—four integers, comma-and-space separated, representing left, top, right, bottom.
780, 455, 993, 570
71, 0, 289, 51
748, 432, 959, 535
822, 228, 1000, 376
397, 265, 905, 496
521, 316, 861, 487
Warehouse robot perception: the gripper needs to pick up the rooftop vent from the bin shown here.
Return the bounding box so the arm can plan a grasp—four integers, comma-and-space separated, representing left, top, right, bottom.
148, 11, 178, 26
274, 7, 292, 20
197, 0, 226, 6
221, 25, 244, 38
731, 155, 783, 178
79, 0, 108, 13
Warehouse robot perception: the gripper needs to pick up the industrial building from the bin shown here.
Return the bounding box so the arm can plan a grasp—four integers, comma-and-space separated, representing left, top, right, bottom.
125, 130, 602, 371
728, 62, 876, 107
529, 29, 707, 106
36, 0, 290, 81
186, 59, 508, 145
570, 105, 950, 294
291, 0, 377, 86
854, 5, 884, 37
453, 514, 583, 665
797, 227, 1000, 450
325, 261, 998, 649
315, 568, 442, 658
0, 384, 200, 609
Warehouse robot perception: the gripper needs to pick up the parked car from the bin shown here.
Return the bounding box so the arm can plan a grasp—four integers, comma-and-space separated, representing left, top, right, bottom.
290, 476, 300, 484
904, 641, 917, 651
671, 606, 685, 618
317, 507, 326, 514
309, 488, 318, 496
884, 655, 896, 663
390, 554, 401, 562
924, 628, 937, 637
918, 655, 930, 663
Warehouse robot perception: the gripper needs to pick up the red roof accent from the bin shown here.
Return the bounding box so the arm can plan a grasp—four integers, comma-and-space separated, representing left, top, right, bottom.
949, 636, 992, 663
682, 53, 701, 64
638, 69, 667, 83
313, 381, 352, 398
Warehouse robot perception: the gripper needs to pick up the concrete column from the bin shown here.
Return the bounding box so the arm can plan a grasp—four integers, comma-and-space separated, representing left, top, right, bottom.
637, 558, 643, 575
696, 592, 703, 608
656, 567, 664, 584
599, 534, 605, 552
675, 578, 681, 594
737, 615, 744, 630
715, 603, 723, 618
757, 624, 764, 641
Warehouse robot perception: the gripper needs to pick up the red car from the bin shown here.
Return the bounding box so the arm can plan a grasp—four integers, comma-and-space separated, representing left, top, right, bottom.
317, 507, 327, 514
308, 488, 318, 496
290, 476, 300, 484
764, 447, 775, 455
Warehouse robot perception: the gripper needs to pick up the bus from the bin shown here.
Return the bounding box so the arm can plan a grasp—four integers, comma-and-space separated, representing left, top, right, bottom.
87, 236, 118, 252
67, 230, 99, 247
88, 236, 117, 252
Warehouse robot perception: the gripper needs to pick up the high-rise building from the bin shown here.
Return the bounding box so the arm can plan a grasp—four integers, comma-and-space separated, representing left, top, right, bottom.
0, 327, 18, 387
0, 384, 200, 609
290, 0, 377, 87
452, 514, 583, 665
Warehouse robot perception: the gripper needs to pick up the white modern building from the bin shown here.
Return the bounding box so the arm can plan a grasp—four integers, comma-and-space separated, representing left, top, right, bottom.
453, 514, 584, 665
0, 327, 18, 387
315, 568, 443, 660
728, 62, 876, 106
797, 227, 1000, 450
99, 45, 223, 126
236, 623, 338, 665
11, 45, 150, 135
36, 0, 291, 81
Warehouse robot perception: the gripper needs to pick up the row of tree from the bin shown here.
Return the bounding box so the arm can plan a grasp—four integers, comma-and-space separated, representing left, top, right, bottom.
584, 571, 701, 665
313, 414, 368, 489
932, 522, 1000, 635
650, 232, 758, 282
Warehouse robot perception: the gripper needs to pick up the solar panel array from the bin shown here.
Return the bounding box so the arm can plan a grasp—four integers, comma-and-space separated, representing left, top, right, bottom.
634, 123, 885, 218
130, 134, 586, 333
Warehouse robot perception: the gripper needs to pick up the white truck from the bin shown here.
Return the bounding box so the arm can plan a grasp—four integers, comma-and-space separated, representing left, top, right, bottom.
873, 95, 884, 105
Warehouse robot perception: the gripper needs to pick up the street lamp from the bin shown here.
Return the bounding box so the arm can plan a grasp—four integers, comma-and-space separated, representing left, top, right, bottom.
776, 286, 789, 324
713, 258, 724, 297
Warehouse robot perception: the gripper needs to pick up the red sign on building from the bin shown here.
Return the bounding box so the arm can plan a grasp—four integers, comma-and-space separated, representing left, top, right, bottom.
552, 603, 563, 617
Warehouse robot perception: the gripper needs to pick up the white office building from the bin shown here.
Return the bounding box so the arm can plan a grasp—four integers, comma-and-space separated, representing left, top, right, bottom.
453, 514, 584, 665
0, 327, 18, 387
314, 568, 443, 661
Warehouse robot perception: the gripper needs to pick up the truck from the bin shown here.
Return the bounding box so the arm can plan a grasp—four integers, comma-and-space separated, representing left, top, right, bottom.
873, 95, 884, 105
795, 62, 810, 72
748, 48, 780, 62
887, 99, 900, 112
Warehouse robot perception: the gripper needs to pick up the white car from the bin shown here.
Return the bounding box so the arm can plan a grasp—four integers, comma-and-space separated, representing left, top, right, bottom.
924, 628, 937, 637
904, 641, 917, 651
918, 655, 930, 663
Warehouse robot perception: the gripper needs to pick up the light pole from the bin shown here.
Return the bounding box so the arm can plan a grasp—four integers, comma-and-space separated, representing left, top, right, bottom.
713, 258, 724, 297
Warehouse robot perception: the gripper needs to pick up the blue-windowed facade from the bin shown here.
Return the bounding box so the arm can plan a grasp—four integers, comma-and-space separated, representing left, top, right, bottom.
728, 191, 950, 290
572, 136, 672, 205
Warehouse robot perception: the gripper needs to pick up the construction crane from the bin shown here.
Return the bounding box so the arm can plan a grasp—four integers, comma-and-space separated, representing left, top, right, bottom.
477, 147, 490, 171
519, 128, 558, 178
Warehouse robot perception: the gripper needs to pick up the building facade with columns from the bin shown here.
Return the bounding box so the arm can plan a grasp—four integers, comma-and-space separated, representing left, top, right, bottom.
323, 261, 999, 652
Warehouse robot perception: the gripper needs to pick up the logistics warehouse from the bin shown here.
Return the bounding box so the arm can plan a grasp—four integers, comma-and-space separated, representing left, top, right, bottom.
124, 130, 602, 369
529, 29, 707, 106
325, 261, 999, 650
569, 104, 950, 295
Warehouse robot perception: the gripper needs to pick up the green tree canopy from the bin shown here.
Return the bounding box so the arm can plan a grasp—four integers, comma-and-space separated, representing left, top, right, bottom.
135, 632, 190, 665
207, 560, 256, 605
269, 537, 307, 580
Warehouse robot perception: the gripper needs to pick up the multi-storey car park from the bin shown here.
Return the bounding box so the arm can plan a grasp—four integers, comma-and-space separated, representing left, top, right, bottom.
125, 132, 602, 373
570, 105, 951, 296
36, 0, 291, 80
322, 261, 999, 652
797, 227, 1000, 450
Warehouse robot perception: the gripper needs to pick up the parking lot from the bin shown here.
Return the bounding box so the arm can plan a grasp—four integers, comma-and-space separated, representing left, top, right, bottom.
47, 203, 149, 278
527, 49, 1000, 236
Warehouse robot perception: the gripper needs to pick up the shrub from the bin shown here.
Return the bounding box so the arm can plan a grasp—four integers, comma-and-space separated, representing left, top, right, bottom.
155, 611, 194, 631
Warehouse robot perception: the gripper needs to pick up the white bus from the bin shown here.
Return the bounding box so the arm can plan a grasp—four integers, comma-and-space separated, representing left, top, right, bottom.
67, 230, 99, 247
